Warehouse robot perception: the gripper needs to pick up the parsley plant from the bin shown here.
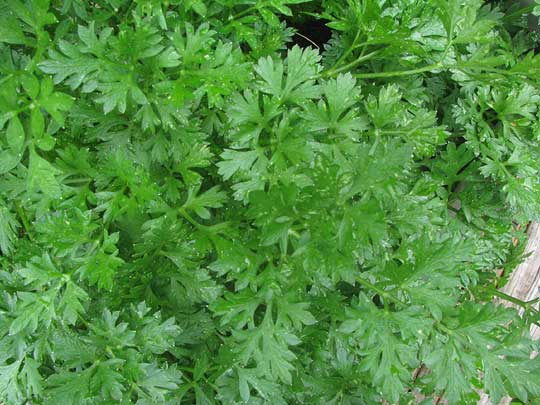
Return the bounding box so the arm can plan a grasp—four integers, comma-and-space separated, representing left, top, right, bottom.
1, 0, 540, 403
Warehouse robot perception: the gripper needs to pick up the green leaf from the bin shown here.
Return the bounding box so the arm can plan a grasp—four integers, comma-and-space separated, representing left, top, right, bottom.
20, 358, 43, 399
90, 362, 125, 401
0, 15, 29, 45
237, 368, 279, 402
211, 289, 262, 329
302, 73, 366, 139
60, 281, 89, 325
232, 307, 298, 385
38, 78, 74, 126
276, 300, 317, 328
1, 3, 540, 405
77, 231, 123, 290
28, 148, 62, 197
39, 42, 101, 89
30, 108, 45, 138
0, 150, 21, 174
6, 115, 25, 154
190, 0, 207, 17
20, 74, 40, 99
0, 201, 19, 255
0, 360, 22, 404
184, 185, 228, 220
45, 370, 91, 405
136, 363, 182, 402
255, 45, 321, 102
217, 149, 260, 180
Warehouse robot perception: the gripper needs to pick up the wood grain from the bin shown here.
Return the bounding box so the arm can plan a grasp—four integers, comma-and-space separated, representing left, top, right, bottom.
499, 222, 540, 339
478, 222, 540, 405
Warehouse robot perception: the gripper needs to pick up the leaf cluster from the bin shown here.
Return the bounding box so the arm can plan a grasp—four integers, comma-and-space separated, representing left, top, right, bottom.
1, 0, 540, 403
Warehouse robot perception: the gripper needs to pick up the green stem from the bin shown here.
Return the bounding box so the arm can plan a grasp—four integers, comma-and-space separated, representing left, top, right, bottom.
105, 347, 116, 358
77, 315, 92, 330
352, 61, 530, 81
456, 65, 519, 76
383, 297, 389, 312
354, 62, 444, 79
488, 287, 539, 312
368, 129, 381, 156
124, 0, 137, 16
354, 58, 519, 79
354, 275, 404, 306
322, 50, 381, 78
178, 365, 219, 374
63, 177, 91, 185
179, 207, 206, 231
436, 321, 454, 336
203, 377, 220, 392
350, 40, 451, 80
229, 5, 258, 21
502, 4, 535, 21
14, 201, 33, 241
499, 161, 515, 180
332, 30, 362, 69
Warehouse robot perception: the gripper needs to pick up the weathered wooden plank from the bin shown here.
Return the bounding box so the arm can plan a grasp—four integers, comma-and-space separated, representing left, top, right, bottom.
500, 222, 540, 339
412, 223, 540, 405
478, 222, 540, 405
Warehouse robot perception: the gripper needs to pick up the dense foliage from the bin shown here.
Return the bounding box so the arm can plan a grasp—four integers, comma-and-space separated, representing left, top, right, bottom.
2, 0, 540, 403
